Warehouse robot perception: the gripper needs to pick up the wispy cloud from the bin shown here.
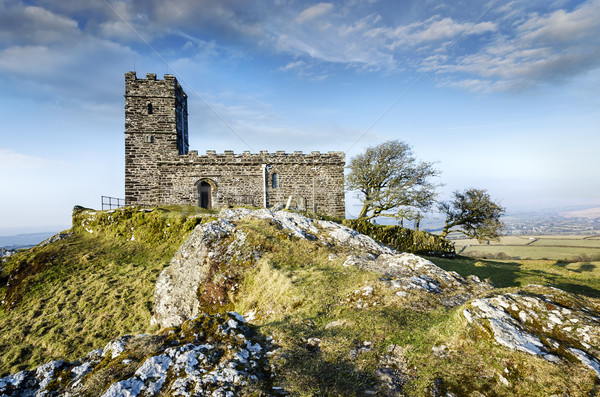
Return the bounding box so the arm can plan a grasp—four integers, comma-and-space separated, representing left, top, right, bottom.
295, 3, 334, 24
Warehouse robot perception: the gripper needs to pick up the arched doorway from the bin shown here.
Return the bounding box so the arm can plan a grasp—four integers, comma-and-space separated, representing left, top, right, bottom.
198, 181, 212, 209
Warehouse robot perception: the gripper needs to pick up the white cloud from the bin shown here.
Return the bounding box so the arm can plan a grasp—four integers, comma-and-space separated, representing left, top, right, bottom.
0, 45, 64, 76
414, 17, 496, 42
519, 1, 600, 45
0, 17, 133, 102
279, 60, 305, 71
295, 3, 334, 24
0, 2, 79, 45
23, 5, 78, 34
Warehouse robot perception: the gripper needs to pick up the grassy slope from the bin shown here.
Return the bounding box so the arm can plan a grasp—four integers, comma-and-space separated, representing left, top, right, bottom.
228, 220, 598, 395
0, 206, 211, 376
1, 209, 599, 395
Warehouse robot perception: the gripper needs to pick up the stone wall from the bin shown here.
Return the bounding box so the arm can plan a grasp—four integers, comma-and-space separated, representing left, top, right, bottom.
124, 72, 346, 217
155, 150, 345, 216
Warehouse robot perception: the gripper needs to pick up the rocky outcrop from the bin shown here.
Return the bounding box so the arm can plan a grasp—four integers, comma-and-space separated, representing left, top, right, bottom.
0, 248, 15, 259
463, 284, 600, 376
151, 219, 238, 328
38, 232, 73, 248
0, 312, 275, 396
152, 208, 490, 329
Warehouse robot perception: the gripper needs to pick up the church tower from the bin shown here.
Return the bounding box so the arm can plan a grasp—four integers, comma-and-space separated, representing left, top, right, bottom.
124, 72, 189, 205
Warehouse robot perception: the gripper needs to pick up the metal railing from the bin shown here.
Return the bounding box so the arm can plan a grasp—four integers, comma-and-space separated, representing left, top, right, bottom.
101, 196, 125, 210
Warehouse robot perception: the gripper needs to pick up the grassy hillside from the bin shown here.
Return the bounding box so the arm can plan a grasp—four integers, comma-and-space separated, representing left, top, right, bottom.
0, 205, 212, 376
1, 207, 600, 395
217, 217, 600, 395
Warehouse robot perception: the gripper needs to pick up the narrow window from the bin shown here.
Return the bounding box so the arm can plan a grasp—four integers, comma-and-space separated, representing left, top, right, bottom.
272, 173, 279, 188
147, 103, 153, 114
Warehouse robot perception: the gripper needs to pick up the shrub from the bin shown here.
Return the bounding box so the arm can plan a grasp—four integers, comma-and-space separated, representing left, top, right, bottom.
342, 219, 455, 257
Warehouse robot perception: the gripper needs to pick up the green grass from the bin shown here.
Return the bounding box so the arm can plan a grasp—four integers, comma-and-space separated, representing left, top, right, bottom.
452, 234, 600, 261
0, 206, 212, 376
530, 237, 600, 247
427, 255, 600, 299
459, 245, 600, 261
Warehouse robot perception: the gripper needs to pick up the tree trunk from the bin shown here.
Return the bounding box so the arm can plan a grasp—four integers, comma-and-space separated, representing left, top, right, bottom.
440, 223, 450, 238
358, 202, 370, 219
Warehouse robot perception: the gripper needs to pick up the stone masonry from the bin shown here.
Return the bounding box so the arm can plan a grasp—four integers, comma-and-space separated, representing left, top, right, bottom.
125, 72, 346, 217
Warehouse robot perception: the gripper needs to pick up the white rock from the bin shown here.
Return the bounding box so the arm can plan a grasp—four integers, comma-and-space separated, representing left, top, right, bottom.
569, 348, 600, 377
36, 360, 63, 390
228, 311, 245, 324
101, 378, 144, 397
246, 340, 262, 353
0, 370, 28, 388
243, 310, 257, 322
136, 354, 172, 380
103, 339, 128, 359
487, 318, 546, 356
227, 319, 238, 329
548, 313, 563, 325
518, 311, 528, 323
71, 362, 92, 381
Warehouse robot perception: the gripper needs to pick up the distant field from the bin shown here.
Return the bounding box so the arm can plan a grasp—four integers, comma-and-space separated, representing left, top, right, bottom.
560, 206, 600, 219
451, 234, 600, 261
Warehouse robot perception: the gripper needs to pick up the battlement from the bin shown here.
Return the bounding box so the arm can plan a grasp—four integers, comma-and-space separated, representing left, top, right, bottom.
186, 150, 345, 159
125, 71, 187, 99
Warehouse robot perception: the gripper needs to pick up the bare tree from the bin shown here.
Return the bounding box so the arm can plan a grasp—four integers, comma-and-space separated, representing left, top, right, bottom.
346, 140, 440, 221
439, 188, 505, 241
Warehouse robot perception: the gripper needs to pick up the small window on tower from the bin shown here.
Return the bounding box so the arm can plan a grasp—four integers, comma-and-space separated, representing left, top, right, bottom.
147, 103, 153, 114
272, 173, 279, 188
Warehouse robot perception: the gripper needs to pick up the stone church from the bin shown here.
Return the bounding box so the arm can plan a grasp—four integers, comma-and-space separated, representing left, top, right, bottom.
124, 72, 346, 217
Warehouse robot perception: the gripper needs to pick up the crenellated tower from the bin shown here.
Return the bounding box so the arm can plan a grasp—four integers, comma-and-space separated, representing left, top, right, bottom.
124, 72, 188, 205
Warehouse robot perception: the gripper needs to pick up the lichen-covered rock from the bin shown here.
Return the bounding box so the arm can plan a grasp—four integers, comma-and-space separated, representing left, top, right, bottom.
463, 285, 600, 376
0, 312, 275, 396
38, 232, 73, 248
341, 252, 492, 309
0, 248, 16, 259
317, 219, 395, 255
151, 219, 238, 328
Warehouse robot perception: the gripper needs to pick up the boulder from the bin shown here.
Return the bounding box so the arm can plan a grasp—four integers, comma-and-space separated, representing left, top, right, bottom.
463, 284, 600, 375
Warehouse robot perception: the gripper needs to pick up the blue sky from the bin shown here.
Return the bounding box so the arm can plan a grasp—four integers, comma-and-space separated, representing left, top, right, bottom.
1, 0, 599, 234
